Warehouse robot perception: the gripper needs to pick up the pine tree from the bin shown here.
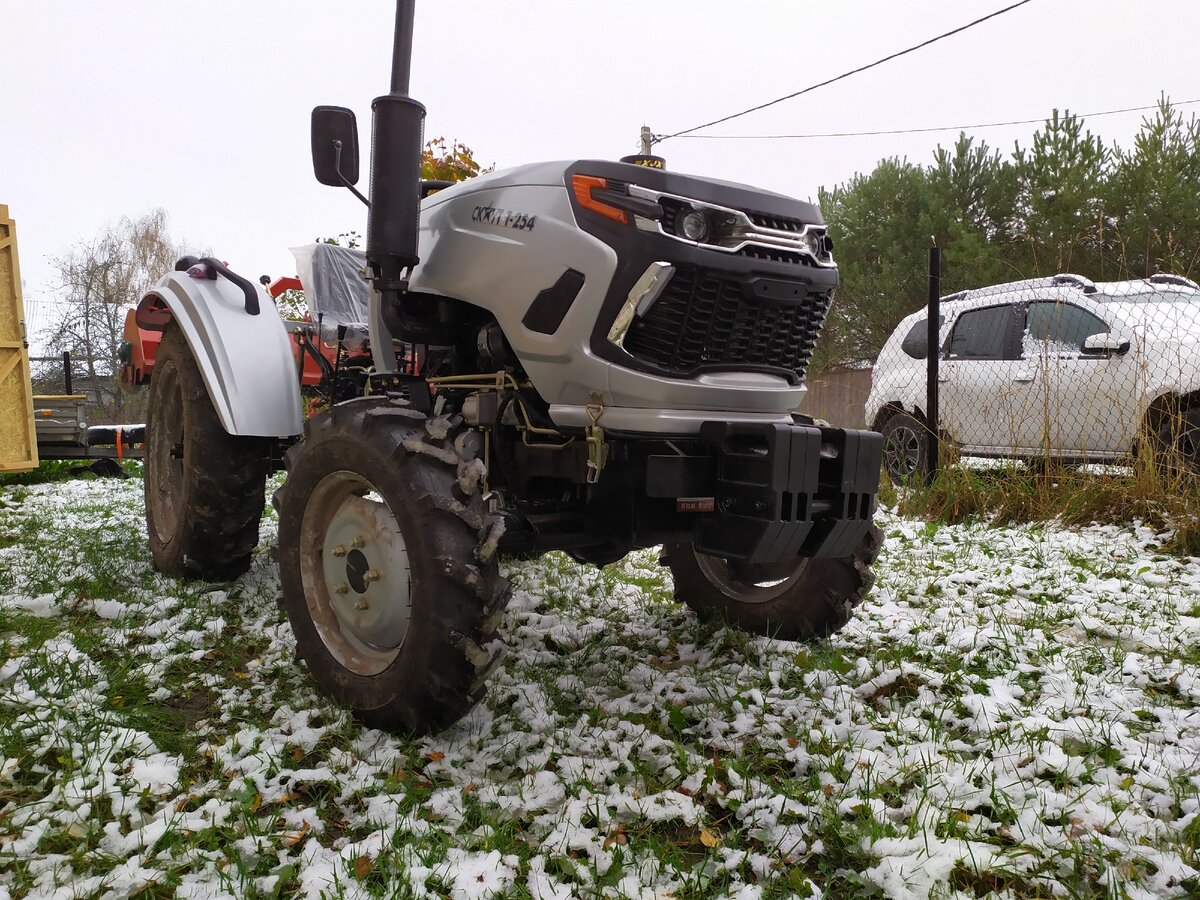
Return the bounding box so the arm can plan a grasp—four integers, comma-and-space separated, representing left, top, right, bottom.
1011, 110, 1112, 275
1109, 99, 1200, 278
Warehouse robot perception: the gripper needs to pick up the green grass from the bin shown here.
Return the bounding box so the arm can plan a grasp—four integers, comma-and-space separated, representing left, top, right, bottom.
0, 458, 141, 488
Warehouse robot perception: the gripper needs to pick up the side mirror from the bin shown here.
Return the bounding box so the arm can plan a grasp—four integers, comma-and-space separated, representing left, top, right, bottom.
1082, 333, 1130, 356
311, 106, 360, 187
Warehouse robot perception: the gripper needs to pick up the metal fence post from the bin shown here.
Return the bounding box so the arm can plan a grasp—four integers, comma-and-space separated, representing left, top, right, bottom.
926, 246, 940, 482
62, 351, 72, 395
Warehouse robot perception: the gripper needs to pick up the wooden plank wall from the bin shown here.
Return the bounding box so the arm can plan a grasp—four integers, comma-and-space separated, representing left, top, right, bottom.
797, 368, 874, 430
0, 204, 39, 473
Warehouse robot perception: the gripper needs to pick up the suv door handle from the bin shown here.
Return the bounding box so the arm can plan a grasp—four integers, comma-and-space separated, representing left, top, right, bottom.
1013, 371, 1035, 383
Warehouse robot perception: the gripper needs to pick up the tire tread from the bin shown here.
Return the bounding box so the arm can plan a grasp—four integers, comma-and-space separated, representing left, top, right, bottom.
145, 325, 269, 581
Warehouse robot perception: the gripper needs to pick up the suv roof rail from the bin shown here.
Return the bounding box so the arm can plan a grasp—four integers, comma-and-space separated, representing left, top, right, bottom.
1147, 273, 1200, 290
948, 273, 1096, 303
1050, 273, 1097, 293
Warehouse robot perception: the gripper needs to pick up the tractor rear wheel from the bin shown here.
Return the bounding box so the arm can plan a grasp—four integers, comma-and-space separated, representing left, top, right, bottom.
276, 397, 509, 734
662, 524, 882, 641
144, 323, 270, 580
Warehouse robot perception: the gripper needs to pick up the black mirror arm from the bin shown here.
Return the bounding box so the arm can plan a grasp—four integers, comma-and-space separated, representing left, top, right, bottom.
334, 141, 371, 207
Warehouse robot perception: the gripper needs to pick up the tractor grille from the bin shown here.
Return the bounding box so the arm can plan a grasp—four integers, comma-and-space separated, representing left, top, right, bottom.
622, 264, 831, 381
737, 244, 815, 267
740, 210, 823, 267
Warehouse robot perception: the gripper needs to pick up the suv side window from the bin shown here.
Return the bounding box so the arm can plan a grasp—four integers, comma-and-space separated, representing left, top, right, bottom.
900, 315, 944, 360
1025, 302, 1109, 354
946, 305, 1022, 360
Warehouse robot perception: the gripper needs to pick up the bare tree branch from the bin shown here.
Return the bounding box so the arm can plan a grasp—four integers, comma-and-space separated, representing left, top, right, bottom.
44, 210, 189, 418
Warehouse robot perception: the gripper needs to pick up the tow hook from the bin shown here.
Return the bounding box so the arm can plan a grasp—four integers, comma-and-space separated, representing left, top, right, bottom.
585, 396, 608, 484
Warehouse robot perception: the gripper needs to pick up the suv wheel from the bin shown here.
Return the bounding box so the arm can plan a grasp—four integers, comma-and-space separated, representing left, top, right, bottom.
1150, 402, 1200, 479
879, 411, 928, 484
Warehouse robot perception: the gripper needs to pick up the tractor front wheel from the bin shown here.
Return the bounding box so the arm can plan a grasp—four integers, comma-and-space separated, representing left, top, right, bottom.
663, 525, 882, 641
276, 397, 509, 734
144, 323, 270, 580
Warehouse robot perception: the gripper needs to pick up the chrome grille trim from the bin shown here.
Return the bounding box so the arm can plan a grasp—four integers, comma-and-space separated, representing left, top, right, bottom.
626, 185, 835, 268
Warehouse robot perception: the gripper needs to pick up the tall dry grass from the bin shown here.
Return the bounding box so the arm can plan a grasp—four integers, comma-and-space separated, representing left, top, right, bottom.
891, 446, 1200, 555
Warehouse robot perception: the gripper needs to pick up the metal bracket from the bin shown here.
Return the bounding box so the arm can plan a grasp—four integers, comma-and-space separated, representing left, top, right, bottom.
584, 397, 608, 484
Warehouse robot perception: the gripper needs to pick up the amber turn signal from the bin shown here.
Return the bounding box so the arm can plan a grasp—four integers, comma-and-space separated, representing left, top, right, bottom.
571, 175, 629, 225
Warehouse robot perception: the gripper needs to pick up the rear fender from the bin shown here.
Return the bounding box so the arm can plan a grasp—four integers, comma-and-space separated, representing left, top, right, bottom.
137, 271, 303, 437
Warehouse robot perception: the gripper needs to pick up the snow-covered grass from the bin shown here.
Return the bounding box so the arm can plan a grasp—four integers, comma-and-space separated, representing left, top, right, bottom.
1, 470, 1199, 899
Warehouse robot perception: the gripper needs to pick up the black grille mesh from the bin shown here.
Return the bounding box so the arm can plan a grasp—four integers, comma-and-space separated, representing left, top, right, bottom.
749, 210, 808, 233
737, 245, 816, 267
622, 265, 831, 381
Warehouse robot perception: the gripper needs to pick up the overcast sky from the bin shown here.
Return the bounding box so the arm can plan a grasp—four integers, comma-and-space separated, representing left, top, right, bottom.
3, 0, 1198, 336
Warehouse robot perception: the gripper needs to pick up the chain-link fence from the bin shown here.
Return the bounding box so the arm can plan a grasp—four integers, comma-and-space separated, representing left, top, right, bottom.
869, 265, 1200, 482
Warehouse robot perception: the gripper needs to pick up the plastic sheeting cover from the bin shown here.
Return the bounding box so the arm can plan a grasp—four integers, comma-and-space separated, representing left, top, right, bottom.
290, 243, 370, 327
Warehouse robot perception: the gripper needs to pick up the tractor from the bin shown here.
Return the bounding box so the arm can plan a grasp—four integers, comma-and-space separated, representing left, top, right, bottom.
135, 1, 884, 733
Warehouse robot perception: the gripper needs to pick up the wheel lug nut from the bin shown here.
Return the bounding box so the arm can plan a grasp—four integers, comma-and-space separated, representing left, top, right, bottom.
331, 545, 347, 558
355, 598, 369, 610
333, 582, 349, 595
364, 569, 381, 583
352, 536, 365, 549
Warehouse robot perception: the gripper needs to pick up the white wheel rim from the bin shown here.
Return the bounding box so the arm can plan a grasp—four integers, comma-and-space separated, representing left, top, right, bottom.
299, 471, 411, 676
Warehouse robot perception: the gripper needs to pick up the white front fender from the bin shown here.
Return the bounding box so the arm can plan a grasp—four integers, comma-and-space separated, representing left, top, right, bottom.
140, 271, 303, 437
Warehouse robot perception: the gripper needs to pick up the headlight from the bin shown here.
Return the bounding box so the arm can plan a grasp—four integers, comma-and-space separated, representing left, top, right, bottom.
680, 208, 710, 242
804, 230, 825, 258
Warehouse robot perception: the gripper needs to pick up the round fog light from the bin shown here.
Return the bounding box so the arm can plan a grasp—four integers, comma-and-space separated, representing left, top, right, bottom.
680, 208, 710, 242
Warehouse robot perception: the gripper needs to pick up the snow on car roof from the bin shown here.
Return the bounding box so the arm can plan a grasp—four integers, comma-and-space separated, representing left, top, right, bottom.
937, 274, 1200, 311
1094, 279, 1200, 303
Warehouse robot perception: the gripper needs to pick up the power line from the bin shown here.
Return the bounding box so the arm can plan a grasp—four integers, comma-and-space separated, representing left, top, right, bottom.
666, 98, 1200, 141
654, 0, 1036, 143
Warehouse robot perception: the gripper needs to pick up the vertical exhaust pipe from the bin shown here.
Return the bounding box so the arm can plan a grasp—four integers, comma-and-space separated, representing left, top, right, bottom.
367, 0, 426, 291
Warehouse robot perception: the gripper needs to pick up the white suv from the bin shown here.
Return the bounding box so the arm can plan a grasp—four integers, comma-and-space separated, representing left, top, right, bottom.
866, 274, 1200, 481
